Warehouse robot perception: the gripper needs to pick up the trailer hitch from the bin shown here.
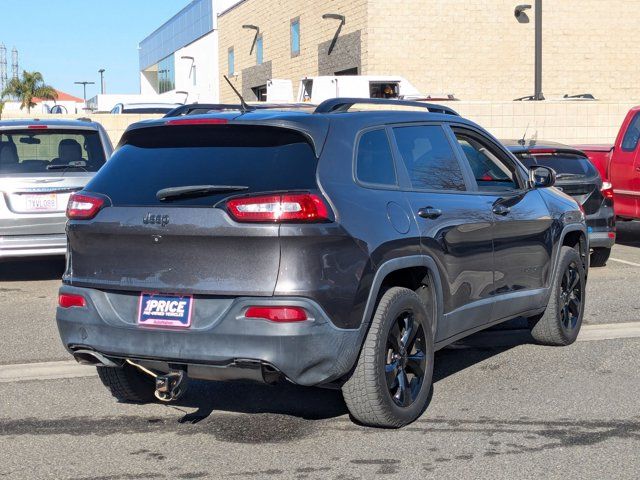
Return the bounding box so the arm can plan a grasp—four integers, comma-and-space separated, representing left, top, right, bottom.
154, 371, 188, 402
126, 359, 189, 402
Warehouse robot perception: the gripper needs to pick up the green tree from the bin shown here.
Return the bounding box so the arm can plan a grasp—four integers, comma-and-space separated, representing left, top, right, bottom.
0, 98, 4, 120
1, 71, 57, 114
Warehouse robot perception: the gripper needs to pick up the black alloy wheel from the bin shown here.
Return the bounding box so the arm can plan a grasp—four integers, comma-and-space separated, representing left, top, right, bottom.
385, 311, 428, 408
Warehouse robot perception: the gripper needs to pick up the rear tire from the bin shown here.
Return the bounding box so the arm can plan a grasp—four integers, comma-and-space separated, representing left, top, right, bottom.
342, 287, 434, 428
590, 247, 611, 267
97, 364, 156, 403
528, 246, 585, 346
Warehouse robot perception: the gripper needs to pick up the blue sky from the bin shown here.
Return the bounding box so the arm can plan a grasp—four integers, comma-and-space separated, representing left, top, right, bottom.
0, 0, 190, 98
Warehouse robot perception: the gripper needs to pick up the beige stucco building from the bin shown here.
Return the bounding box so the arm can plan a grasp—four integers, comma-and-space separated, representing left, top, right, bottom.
218, 0, 640, 103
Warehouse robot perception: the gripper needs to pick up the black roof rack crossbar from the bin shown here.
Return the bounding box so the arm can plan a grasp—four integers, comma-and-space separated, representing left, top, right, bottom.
313, 98, 460, 116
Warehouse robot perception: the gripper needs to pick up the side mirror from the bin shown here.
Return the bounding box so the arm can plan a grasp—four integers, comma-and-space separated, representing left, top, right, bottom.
529, 165, 556, 188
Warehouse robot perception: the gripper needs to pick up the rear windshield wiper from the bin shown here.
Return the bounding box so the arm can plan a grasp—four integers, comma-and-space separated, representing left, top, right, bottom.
47, 163, 88, 171
156, 185, 249, 201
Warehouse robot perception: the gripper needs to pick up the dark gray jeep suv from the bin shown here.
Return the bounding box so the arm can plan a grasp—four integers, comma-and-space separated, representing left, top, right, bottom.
57, 99, 588, 428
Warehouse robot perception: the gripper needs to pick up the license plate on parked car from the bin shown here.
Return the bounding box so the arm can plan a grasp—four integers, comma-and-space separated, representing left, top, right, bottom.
24, 194, 57, 211
137, 293, 193, 328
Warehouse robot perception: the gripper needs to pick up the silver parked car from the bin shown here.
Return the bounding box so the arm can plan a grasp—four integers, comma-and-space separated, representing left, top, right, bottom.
0, 119, 113, 258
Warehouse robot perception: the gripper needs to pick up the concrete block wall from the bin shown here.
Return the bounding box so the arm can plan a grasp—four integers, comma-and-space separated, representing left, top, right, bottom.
436, 101, 637, 144
364, 0, 640, 102
3, 102, 638, 147
217, 0, 640, 102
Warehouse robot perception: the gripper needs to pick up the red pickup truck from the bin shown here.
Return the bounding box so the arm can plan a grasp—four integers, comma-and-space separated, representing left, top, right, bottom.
576, 106, 640, 220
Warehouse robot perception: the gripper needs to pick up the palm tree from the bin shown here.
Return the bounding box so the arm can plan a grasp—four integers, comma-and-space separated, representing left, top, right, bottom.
1, 71, 57, 114
0, 98, 5, 120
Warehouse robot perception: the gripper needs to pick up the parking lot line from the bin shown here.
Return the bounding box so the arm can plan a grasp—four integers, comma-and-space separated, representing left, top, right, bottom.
609, 257, 640, 267
2, 322, 640, 384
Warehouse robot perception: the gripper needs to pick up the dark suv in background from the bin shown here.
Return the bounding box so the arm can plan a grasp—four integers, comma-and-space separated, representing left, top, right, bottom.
56, 99, 588, 428
504, 141, 615, 266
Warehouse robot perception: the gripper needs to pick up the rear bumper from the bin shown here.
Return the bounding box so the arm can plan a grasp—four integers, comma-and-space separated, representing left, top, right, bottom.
588, 230, 615, 249
56, 285, 362, 386
0, 234, 67, 258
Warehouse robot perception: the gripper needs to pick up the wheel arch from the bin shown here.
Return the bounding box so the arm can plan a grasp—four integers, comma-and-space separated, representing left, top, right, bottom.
557, 224, 589, 274
360, 256, 444, 339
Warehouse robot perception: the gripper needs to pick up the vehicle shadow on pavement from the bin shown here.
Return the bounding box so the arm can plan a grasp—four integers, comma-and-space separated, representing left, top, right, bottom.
0, 256, 65, 281
171, 339, 522, 425
615, 221, 640, 248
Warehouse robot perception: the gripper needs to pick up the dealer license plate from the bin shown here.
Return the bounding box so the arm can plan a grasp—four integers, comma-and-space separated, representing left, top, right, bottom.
137, 293, 193, 328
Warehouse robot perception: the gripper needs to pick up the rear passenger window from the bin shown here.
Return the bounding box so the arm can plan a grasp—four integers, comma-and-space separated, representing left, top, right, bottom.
622, 112, 640, 151
393, 125, 466, 191
356, 129, 397, 187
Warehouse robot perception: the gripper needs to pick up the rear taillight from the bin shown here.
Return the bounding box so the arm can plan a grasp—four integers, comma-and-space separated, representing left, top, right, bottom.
66, 193, 105, 220
58, 294, 86, 308
601, 182, 614, 200
245, 306, 308, 322
226, 193, 330, 223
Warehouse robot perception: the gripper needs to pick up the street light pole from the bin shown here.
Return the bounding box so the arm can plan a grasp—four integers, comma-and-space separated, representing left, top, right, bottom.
534, 0, 543, 100
98, 69, 105, 94
74, 81, 95, 103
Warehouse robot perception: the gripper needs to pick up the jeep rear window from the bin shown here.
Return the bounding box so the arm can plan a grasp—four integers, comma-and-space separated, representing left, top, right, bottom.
0, 129, 106, 175
516, 153, 598, 178
85, 125, 318, 206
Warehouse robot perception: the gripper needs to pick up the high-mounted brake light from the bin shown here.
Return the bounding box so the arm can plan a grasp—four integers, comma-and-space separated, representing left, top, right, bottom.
28, 124, 48, 129
226, 193, 330, 223
601, 182, 614, 200
165, 118, 228, 126
528, 148, 557, 155
67, 193, 105, 220
245, 306, 308, 322
58, 293, 86, 308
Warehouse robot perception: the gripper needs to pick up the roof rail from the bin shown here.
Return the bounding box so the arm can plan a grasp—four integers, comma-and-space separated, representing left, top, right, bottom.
313, 98, 460, 116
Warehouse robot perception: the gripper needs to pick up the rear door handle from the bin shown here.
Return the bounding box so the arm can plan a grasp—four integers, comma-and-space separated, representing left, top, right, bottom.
492, 204, 511, 216
418, 207, 442, 219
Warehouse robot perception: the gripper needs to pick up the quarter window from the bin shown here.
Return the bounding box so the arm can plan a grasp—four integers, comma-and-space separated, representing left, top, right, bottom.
291, 19, 300, 56
393, 125, 466, 191
621, 112, 640, 151
356, 129, 397, 187
455, 132, 519, 191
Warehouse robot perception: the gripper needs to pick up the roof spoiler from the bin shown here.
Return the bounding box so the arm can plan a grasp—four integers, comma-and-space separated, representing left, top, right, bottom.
164, 102, 316, 118
313, 98, 460, 116
164, 103, 256, 117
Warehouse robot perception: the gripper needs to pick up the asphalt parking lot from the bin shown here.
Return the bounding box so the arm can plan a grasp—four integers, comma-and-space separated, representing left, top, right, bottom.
1, 222, 639, 479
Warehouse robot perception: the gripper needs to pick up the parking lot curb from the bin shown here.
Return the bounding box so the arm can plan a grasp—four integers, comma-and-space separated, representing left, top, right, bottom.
0, 360, 96, 383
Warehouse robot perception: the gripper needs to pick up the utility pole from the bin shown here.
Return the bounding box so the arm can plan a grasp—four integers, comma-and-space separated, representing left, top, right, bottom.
74, 81, 95, 104
534, 0, 543, 100
98, 69, 105, 94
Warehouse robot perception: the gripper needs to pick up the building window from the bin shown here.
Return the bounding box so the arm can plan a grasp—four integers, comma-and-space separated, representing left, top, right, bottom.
252, 84, 267, 101
191, 65, 197, 86
256, 35, 263, 65
158, 53, 175, 94
291, 18, 300, 57
228, 47, 234, 76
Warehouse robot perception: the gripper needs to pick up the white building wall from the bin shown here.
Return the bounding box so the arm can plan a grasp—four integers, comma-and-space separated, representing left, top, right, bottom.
138, 0, 240, 102
173, 31, 219, 103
